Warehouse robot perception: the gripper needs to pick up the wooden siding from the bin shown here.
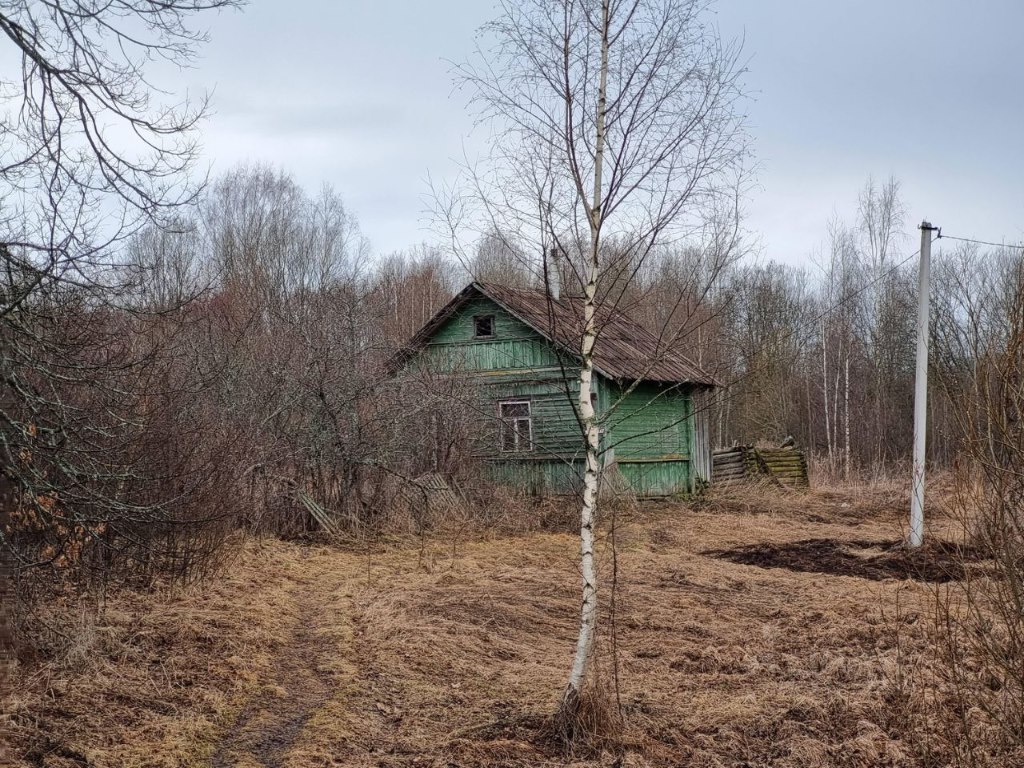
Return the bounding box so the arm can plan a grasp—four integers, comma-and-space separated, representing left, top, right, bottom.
614, 460, 690, 498
605, 383, 692, 496
476, 376, 588, 494
424, 297, 567, 373
418, 296, 588, 492
486, 458, 585, 495
691, 388, 712, 486
476, 378, 586, 461
470, 283, 716, 384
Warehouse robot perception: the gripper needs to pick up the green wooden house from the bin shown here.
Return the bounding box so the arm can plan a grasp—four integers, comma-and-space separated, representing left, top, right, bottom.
391, 282, 716, 497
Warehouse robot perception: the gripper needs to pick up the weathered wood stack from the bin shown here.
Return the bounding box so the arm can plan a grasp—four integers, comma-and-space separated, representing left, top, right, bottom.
711, 446, 758, 485
755, 448, 810, 488
712, 445, 809, 489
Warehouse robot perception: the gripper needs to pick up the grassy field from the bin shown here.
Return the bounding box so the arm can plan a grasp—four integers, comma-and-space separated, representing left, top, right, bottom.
3, 483, 961, 767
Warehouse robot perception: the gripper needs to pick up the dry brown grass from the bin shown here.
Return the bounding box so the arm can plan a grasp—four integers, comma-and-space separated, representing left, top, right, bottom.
2, 484, 967, 766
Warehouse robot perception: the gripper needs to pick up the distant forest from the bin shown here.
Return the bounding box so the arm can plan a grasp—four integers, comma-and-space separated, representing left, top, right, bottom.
122, 166, 1005, 475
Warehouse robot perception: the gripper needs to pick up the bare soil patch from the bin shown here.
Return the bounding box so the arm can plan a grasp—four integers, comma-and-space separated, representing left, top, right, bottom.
705, 537, 985, 583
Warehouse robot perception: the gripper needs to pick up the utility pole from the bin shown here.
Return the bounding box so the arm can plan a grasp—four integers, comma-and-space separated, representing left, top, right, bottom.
910, 220, 937, 548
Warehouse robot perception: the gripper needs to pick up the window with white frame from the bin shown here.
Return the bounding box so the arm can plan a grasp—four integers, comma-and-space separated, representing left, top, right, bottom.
498, 400, 532, 452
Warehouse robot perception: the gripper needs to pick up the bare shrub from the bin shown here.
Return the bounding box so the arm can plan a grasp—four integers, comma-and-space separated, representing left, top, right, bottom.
1, 283, 252, 653
917, 261, 1024, 765
0, 0, 243, 658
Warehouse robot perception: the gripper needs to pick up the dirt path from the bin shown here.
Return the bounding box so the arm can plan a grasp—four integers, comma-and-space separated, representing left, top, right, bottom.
210, 558, 356, 768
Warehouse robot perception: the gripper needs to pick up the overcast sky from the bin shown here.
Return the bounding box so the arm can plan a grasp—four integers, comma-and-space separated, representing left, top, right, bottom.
188, 1, 1023, 267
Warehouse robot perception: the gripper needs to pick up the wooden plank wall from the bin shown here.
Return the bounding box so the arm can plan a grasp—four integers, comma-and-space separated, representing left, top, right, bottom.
691, 389, 712, 488
712, 445, 809, 488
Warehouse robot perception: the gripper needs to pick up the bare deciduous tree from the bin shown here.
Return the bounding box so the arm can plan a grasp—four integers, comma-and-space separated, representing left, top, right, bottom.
445, 0, 749, 728
924, 253, 1024, 763
0, 0, 241, 288
0, 0, 241, 657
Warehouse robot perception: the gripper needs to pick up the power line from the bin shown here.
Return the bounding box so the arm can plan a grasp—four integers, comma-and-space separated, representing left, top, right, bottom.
937, 233, 1024, 251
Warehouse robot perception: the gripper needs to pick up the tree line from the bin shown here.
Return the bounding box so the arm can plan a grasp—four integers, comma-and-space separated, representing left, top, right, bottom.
471, 174, 1012, 480
5, 158, 1019, 645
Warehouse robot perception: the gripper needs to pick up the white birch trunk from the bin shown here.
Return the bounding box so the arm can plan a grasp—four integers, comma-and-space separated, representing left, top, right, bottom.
563, 0, 609, 706
565, 272, 601, 702
832, 337, 842, 466
822, 320, 832, 464
844, 353, 851, 480
806, 368, 814, 452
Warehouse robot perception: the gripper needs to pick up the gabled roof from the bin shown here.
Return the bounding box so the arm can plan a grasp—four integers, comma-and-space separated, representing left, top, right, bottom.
391, 282, 716, 387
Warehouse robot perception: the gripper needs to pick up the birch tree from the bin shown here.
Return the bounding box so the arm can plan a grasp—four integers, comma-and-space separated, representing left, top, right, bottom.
446, 0, 748, 727
856, 177, 909, 467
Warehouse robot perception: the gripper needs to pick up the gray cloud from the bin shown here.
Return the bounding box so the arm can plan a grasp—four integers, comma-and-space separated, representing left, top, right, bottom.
182, 0, 1023, 262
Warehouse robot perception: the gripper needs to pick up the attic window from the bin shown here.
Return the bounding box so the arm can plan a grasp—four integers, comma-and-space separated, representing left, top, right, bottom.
474, 314, 495, 338
499, 400, 532, 452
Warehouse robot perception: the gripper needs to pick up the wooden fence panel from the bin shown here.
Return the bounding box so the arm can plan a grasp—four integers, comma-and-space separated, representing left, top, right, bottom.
712, 445, 809, 488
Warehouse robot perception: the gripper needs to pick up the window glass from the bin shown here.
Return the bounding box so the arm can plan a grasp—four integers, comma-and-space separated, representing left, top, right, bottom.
498, 400, 532, 452
474, 315, 494, 338
500, 402, 529, 418
500, 426, 518, 452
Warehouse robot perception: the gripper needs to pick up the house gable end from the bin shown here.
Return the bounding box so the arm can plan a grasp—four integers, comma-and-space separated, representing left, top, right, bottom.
413, 294, 570, 376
